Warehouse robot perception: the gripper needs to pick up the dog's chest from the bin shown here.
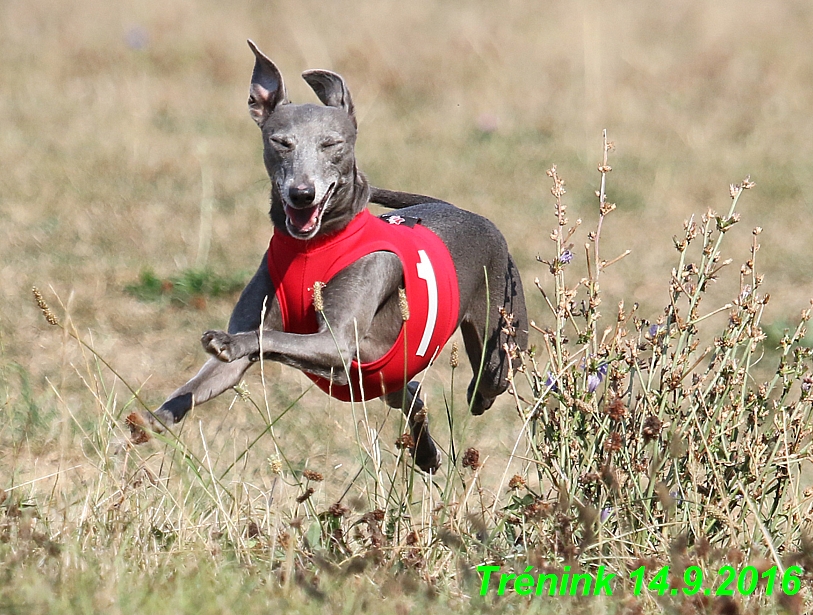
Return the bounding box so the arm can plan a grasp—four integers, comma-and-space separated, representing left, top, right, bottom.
266, 210, 461, 400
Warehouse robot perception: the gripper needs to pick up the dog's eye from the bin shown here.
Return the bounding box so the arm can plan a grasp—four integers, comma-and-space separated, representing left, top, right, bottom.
270, 136, 294, 150
321, 139, 343, 150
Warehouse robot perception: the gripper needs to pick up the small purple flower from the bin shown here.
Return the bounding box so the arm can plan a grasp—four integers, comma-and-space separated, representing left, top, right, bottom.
544, 372, 558, 393
648, 323, 662, 337
125, 25, 149, 51
600, 508, 612, 523
558, 250, 574, 265
587, 363, 608, 393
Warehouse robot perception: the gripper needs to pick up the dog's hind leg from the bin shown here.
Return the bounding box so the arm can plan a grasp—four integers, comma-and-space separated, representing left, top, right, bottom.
384, 382, 441, 473
461, 253, 527, 415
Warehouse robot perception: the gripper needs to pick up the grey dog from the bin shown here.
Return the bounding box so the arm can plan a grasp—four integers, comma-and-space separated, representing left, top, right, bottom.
130, 41, 527, 472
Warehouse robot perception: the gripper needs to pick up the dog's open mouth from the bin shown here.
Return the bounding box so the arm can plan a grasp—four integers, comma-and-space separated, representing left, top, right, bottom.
284, 183, 335, 236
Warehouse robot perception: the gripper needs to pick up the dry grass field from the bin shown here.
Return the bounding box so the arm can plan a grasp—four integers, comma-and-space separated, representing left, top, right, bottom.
2, 0, 813, 613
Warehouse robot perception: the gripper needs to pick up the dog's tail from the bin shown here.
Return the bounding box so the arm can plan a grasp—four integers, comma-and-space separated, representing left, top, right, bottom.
369, 186, 452, 209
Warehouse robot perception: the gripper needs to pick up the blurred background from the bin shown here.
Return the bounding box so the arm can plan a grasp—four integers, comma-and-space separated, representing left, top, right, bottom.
3, 0, 813, 480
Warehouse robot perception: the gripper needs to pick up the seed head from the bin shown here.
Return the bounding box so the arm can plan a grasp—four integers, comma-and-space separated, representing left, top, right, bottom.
730, 176, 755, 199
579, 472, 600, 485
125, 412, 151, 445
508, 475, 526, 490
32, 287, 59, 326
328, 502, 349, 518
604, 432, 623, 453
398, 288, 410, 321
499, 307, 516, 337
546, 165, 566, 199
395, 433, 414, 450
312, 281, 325, 313
303, 469, 323, 482
604, 396, 627, 421
449, 341, 459, 368
461, 447, 481, 470
642, 415, 663, 443
267, 456, 283, 475
234, 381, 251, 401
599, 201, 616, 216
363, 508, 386, 524
296, 487, 315, 504
523, 498, 553, 520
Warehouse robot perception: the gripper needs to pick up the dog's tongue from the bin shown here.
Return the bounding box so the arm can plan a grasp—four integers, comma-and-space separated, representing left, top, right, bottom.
286, 204, 320, 233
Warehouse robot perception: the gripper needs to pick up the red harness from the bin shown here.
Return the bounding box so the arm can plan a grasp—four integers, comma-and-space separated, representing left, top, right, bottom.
267, 210, 460, 401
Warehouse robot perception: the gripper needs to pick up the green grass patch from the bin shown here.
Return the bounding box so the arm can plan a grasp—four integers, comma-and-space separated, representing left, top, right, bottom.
125, 267, 248, 305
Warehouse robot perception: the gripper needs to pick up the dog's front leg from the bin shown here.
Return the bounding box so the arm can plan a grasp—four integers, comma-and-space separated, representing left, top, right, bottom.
130, 256, 278, 440
143, 356, 255, 430
202, 252, 404, 384
202, 328, 357, 383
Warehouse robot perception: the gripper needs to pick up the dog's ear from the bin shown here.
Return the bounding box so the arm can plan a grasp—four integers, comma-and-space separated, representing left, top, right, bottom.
247, 40, 287, 125
302, 70, 356, 127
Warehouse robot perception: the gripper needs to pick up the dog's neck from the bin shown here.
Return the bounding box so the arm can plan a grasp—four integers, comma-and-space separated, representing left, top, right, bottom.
269, 165, 370, 238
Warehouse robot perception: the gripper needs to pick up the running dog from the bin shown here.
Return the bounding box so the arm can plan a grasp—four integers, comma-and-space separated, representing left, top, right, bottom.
129, 41, 527, 472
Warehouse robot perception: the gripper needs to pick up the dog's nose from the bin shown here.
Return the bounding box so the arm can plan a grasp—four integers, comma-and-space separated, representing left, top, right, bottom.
288, 182, 316, 206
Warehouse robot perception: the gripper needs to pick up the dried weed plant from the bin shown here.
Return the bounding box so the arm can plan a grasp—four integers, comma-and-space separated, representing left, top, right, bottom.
498, 132, 813, 612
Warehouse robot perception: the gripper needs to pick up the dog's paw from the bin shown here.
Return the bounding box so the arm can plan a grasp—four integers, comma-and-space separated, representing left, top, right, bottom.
125, 408, 173, 444
126, 411, 156, 444
415, 446, 442, 474
467, 385, 496, 416
410, 408, 442, 473
201, 330, 238, 362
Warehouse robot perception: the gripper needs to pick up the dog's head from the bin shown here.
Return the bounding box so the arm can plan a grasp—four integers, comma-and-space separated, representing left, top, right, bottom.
247, 41, 369, 240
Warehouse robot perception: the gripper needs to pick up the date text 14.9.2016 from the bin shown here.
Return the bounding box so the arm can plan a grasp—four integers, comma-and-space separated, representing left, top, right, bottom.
630, 564, 803, 597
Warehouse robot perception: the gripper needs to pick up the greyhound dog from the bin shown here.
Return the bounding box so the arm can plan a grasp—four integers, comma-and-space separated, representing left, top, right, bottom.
129, 40, 527, 472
